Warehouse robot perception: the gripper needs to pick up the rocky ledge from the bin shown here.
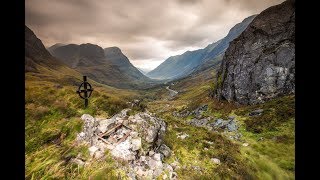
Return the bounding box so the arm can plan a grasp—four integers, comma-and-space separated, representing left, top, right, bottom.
75, 109, 177, 179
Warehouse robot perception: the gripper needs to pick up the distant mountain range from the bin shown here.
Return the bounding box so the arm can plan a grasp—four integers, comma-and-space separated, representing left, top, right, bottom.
48, 43, 158, 89
137, 68, 151, 75
147, 15, 256, 80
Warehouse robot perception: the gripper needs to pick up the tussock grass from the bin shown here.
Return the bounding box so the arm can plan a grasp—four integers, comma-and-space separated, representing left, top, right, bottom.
25, 76, 138, 179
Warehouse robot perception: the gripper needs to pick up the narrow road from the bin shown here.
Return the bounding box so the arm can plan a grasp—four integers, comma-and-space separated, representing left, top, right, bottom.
166, 86, 178, 99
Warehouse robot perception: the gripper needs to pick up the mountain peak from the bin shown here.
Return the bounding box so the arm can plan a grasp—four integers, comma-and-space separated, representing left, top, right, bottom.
104, 46, 122, 55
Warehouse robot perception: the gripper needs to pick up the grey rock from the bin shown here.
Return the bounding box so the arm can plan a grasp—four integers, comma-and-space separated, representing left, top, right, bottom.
249, 109, 264, 116
77, 109, 170, 179
215, 0, 295, 105
169, 172, 178, 180
131, 137, 142, 151
211, 158, 221, 164
170, 161, 180, 170
188, 118, 209, 127
176, 132, 189, 139
88, 146, 99, 156
70, 158, 85, 167
242, 143, 249, 147
208, 118, 238, 132
158, 144, 171, 157
153, 153, 162, 161
227, 120, 238, 132
149, 150, 155, 156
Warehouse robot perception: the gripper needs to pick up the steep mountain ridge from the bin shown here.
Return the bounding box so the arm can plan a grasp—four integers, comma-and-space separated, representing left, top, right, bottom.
215, 0, 295, 105
147, 15, 256, 80
25, 25, 85, 85
50, 44, 158, 89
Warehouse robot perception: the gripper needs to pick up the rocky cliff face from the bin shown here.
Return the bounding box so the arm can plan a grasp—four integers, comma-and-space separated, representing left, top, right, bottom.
215, 0, 295, 105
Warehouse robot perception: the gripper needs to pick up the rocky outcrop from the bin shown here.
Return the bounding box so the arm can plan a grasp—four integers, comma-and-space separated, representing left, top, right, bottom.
76, 109, 177, 179
215, 0, 295, 105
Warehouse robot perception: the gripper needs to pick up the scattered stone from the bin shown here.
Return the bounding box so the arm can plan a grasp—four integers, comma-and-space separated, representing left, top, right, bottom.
88, 146, 99, 156
242, 143, 249, 147
163, 174, 168, 179
70, 158, 85, 167
169, 172, 178, 180
188, 117, 209, 127
191, 104, 208, 119
153, 153, 162, 161
249, 109, 264, 116
172, 110, 190, 118
176, 132, 189, 139
227, 120, 238, 132
170, 161, 180, 170
149, 150, 155, 156
94, 151, 104, 159
230, 133, 242, 141
158, 144, 171, 157
79, 132, 85, 138
258, 137, 264, 141
77, 109, 171, 179
111, 139, 136, 161
131, 137, 142, 151
204, 148, 209, 151
164, 164, 174, 172
208, 118, 238, 132
193, 166, 201, 171
211, 158, 221, 164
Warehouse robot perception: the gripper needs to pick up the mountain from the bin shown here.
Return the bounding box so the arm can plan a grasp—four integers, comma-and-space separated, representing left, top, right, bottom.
215, 0, 295, 105
137, 68, 150, 75
25, 25, 84, 85
47, 43, 66, 53
50, 44, 157, 89
147, 15, 256, 80
25, 26, 60, 72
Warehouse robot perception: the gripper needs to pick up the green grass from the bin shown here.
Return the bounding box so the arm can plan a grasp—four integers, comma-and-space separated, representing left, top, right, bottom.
146, 72, 295, 179
25, 77, 138, 179
25, 65, 295, 179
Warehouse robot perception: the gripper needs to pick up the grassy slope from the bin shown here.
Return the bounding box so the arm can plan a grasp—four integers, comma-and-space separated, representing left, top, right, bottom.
145, 68, 295, 179
25, 62, 143, 179
26, 61, 294, 179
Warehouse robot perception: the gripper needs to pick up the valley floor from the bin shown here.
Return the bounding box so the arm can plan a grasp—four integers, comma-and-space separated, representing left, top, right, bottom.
25, 71, 294, 179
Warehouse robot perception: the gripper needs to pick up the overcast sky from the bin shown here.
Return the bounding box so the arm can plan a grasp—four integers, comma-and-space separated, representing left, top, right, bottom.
26, 0, 284, 71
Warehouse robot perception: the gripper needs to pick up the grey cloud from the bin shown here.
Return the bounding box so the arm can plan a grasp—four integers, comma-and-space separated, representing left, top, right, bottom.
26, 0, 284, 68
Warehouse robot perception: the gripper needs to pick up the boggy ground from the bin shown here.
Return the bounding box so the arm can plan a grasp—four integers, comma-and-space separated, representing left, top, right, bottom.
25, 69, 294, 179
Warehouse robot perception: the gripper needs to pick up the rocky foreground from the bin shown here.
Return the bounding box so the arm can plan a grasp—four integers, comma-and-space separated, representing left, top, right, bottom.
75, 109, 178, 179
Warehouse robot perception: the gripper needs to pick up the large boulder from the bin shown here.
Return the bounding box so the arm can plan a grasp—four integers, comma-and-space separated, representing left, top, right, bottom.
215, 0, 295, 105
